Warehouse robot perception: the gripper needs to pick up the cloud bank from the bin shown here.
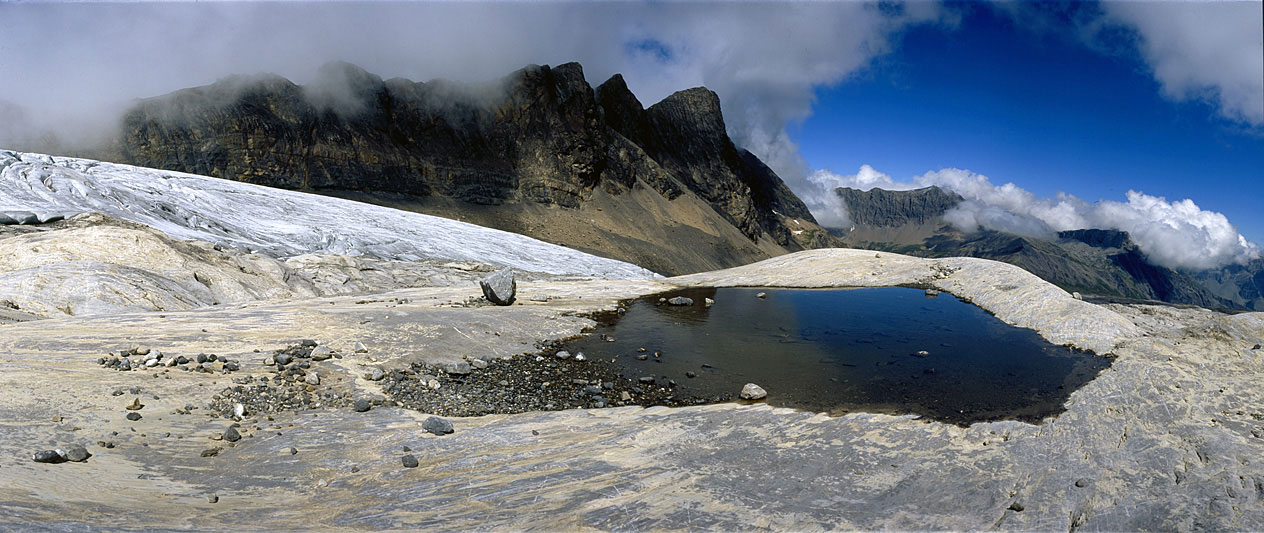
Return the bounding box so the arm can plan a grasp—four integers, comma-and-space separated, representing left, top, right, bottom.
1098, 1, 1264, 127
0, 2, 947, 165
810, 165, 1261, 271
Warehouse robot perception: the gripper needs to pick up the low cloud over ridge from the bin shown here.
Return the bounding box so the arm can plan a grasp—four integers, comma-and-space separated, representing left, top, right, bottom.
809, 165, 1262, 271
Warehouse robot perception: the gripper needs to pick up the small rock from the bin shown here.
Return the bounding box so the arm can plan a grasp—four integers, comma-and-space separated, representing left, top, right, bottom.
64, 445, 91, 462
305, 373, 320, 386
470, 358, 489, 369
636, 354, 649, 361
437, 361, 471, 375
134, 346, 151, 356
479, 268, 517, 305
704, 298, 714, 307
125, 412, 142, 421
354, 342, 368, 353
125, 398, 144, 411
638, 376, 655, 384
32, 450, 65, 464
740, 383, 767, 400
529, 294, 549, 302
290, 447, 298, 456
914, 350, 930, 357
274, 353, 292, 366
423, 416, 455, 435
310, 346, 333, 361
200, 448, 220, 457
573, 352, 586, 362
555, 350, 571, 360
924, 289, 940, 297
300, 339, 317, 347
1254, 344, 1261, 350
401, 454, 419, 468
223, 427, 241, 442
207, 494, 218, 504
620, 391, 632, 402
353, 399, 372, 412
686, 371, 697, 378
233, 403, 246, 419
756, 292, 766, 299
1071, 292, 1083, 300
365, 368, 385, 381
667, 296, 693, 306
1008, 502, 1025, 512
1075, 478, 1088, 488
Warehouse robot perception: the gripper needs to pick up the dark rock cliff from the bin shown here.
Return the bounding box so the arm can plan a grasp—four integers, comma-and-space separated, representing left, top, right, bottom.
100, 62, 831, 274
835, 186, 962, 227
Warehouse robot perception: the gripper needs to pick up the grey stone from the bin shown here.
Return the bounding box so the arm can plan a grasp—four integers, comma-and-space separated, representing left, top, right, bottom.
470, 358, 489, 369
354, 342, 368, 353
925, 289, 940, 297
305, 372, 320, 385
704, 297, 714, 307
310, 345, 333, 361
667, 296, 693, 306
401, 454, 419, 468
365, 367, 385, 381
1075, 478, 1089, 488
64, 445, 91, 462
1072, 291, 1083, 300
555, 350, 571, 360
479, 268, 516, 306
423, 416, 454, 435
274, 353, 292, 366
573, 352, 586, 362
125, 398, 143, 411
125, 412, 142, 421
353, 399, 372, 412
223, 427, 241, 442
437, 361, 471, 375
207, 493, 218, 504
740, 383, 767, 400
756, 292, 766, 299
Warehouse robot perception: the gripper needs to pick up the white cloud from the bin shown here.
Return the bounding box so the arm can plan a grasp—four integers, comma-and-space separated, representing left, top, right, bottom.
1099, 1, 1263, 126
810, 165, 1261, 270
0, 2, 949, 166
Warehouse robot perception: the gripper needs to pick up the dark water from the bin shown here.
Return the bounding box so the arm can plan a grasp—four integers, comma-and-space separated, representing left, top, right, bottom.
563, 287, 1111, 426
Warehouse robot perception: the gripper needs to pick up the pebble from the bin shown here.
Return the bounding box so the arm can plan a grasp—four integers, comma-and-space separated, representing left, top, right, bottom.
305, 373, 320, 386
704, 298, 714, 307
223, 427, 241, 442
201, 448, 221, 457
290, 447, 298, 456
275, 353, 293, 366
756, 292, 766, 299
32, 450, 65, 463
636, 354, 649, 360
353, 399, 372, 412
740, 383, 767, 400
125, 398, 144, 411
126, 412, 142, 421
233, 403, 246, 419
1008, 502, 1025, 512
1254, 344, 1261, 350
573, 353, 586, 362
555, 350, 571, 360
686, 371, 697, 378
64, 445, 91, 462
354, 342, 368, 353
365, 368, 385, 381
423, 416, 455, 435
667, 296, 693, 306
1075, 478, 1088, 488
638, 376, 655, 384
310, 346, 333, 361
207, 494, 218, 504
401, 454, 420, 468
925, 289, 940, 297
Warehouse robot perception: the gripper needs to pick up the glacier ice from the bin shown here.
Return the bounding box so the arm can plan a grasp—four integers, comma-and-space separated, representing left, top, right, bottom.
0, 150, 660, 279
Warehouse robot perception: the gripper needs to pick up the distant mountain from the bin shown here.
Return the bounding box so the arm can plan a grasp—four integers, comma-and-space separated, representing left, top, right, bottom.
81, 61, 838, 275
836, 186, 1262, 310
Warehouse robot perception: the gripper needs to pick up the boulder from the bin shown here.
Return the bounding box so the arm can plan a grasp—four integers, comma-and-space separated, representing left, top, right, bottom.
667, 297, 693, 306
479, 268, 516, 306
740, 383, 767, 400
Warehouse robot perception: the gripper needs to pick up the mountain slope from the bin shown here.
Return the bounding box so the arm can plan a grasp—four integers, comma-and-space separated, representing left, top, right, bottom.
90, 62, 837, 275
836, 185, 1250, 309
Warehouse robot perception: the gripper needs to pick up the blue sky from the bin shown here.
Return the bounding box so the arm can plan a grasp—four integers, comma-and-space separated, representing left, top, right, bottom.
792, 2, 1264, 248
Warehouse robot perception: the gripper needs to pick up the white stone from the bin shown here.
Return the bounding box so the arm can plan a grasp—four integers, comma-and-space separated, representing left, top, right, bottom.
740, 383, 767, 400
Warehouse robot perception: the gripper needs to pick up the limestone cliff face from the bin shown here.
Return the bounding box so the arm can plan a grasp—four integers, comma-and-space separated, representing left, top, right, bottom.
836, 186, 962, 227
105, 62, 830, 274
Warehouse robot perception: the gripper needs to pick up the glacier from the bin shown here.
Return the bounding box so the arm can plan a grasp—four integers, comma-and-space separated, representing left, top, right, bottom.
0, 150, 660, 280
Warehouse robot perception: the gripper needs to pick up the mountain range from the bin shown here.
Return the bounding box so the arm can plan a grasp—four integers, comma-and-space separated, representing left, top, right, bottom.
9, 60, 1258, 310
80, 61, 838, 276
836, 185, 1264, 311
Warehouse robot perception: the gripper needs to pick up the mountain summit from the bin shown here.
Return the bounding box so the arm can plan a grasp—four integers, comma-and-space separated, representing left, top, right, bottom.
99, 62, 837, 275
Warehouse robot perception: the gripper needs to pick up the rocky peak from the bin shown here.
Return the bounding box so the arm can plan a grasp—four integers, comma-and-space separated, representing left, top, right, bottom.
1057, 228, 1133, 250
836, 186, 963, 227
595, 74, 650, 145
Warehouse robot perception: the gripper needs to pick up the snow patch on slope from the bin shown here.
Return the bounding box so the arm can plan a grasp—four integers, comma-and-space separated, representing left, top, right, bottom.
0, 150, 659, 279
